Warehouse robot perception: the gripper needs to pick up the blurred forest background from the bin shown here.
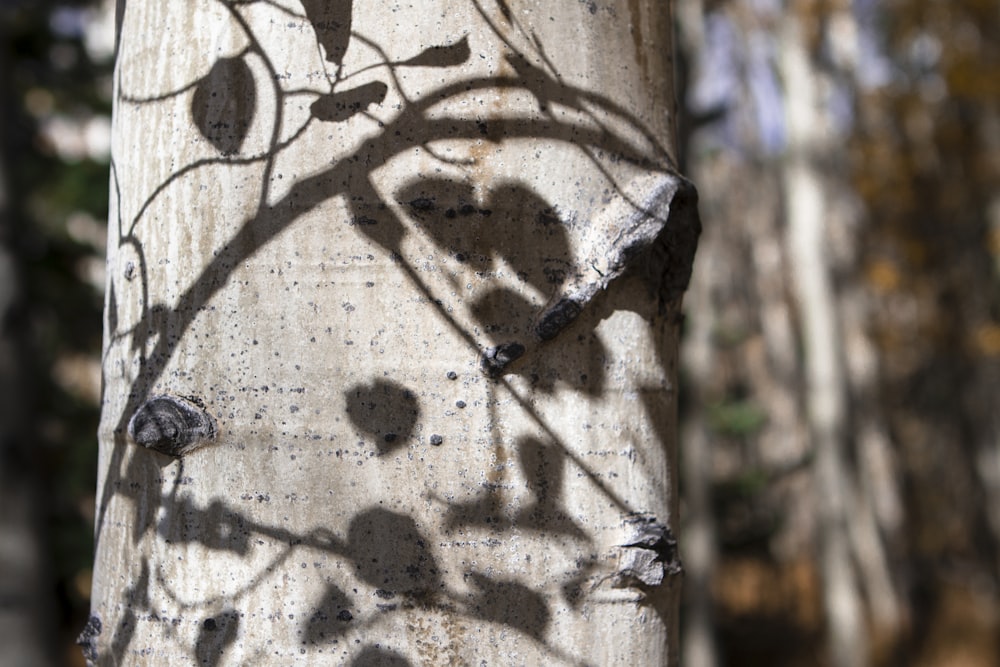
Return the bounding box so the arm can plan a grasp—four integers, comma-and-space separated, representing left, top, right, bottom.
0, 0, 997, 665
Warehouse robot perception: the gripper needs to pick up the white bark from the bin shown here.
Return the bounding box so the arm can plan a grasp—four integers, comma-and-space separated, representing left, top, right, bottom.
90, 1, 697, 665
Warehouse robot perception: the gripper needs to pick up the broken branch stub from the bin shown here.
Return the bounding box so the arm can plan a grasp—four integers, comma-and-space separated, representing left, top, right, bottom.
614, 512, 683, 590
533, 171, 701, 341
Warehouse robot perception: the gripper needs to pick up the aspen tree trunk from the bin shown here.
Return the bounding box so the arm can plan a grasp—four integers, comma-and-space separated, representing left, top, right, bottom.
88, 1, 698, 664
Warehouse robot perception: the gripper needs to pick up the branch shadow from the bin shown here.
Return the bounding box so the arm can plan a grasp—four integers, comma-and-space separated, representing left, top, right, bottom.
443, 436, 587, 539
96, 1, 699, 664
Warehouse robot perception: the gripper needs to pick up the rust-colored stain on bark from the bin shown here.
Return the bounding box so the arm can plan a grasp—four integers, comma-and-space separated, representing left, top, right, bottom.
626, 0, 648, 84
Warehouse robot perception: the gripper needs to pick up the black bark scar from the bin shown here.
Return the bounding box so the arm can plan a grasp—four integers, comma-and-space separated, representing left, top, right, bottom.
127, 394, 217, 457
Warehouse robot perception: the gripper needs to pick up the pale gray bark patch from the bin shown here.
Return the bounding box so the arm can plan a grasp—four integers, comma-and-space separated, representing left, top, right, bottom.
127, 394, 217, 457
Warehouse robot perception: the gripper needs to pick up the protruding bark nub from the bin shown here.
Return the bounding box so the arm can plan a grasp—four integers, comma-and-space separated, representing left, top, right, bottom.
481, 342, 525, 378
614, 513, 682, 589
127, 395, 217, 457
76, 613, 102, 667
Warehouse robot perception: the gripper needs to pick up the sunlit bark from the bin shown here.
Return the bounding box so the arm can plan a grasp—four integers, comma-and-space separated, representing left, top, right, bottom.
89, 2, 698, 664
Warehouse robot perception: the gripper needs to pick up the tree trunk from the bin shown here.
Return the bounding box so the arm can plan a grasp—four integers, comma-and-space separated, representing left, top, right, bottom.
89, 2, 698, 665
779, 10, 865, 667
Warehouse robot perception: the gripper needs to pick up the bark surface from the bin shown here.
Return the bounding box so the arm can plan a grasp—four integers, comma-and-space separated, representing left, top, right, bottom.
91, 2, 698, 664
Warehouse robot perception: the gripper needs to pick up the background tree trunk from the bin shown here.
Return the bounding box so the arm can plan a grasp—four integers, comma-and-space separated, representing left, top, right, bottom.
89, 2, 698, 665
0, 30, 58, 667
779, 12, 865, 667
0, 206, 53, 667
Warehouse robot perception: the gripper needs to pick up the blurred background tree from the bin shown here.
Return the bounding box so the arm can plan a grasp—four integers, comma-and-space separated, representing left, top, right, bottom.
1, 0, 112, 664
677, 0, 1000, 666
1, 0, 996, 665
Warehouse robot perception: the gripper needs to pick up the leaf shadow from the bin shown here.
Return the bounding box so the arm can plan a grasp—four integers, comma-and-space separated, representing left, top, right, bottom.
398, 179, 575, 299
399, 35, 471, 68
157, 497, 251, 556
194, 609, 240, 667
301, 583, 355, 646
345, 507, 442, 598
344, 379, 420, 455
192, 55, 256, 156
351, 646, 413, 667
108, 559, 148, 660
464, 571, 550, 639
312, 80, 388, 123
301, 0, 353, 66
